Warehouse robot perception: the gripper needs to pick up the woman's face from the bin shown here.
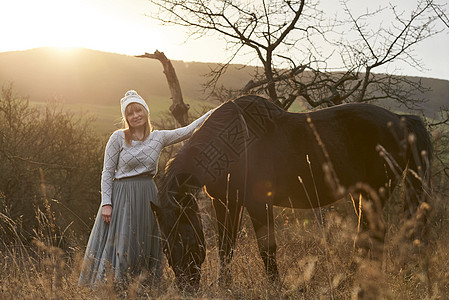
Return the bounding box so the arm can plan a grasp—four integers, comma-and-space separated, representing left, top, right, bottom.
125, 103, 148, 129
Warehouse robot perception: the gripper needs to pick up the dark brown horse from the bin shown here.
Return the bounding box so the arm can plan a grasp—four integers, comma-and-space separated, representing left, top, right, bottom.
151, 95, 432, 291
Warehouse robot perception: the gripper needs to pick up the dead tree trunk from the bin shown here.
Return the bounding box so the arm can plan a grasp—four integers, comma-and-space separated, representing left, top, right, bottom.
136, 50, 190, 126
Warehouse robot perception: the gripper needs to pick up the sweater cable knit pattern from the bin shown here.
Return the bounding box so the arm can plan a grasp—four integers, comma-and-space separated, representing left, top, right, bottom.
101, 110, 212, 206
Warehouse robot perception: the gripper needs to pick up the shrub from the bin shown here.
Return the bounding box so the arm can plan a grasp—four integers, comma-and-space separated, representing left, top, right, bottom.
0, 84, 103, 248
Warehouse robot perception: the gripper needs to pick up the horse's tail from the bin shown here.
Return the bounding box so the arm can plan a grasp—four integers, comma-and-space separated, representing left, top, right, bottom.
400, 114, 432, 217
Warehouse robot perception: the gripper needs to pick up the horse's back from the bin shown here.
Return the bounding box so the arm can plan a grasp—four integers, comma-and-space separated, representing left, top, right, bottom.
168, 97, 430, 209
274, 103, 429, 208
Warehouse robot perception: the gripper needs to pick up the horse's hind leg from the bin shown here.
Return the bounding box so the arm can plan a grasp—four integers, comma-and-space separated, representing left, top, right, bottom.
212, 197, 242, 287
247, 203, 280, 284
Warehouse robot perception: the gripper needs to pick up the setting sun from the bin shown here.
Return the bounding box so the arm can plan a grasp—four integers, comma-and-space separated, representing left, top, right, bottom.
1, 0, 166, 55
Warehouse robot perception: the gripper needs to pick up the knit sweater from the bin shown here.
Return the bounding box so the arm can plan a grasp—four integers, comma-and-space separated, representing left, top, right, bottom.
101, 110, 213, 206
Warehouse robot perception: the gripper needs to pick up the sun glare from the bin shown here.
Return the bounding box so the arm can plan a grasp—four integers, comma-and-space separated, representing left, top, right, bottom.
40, 0, 113, 49
1, 0, 166, 56
2, 0, 220, 62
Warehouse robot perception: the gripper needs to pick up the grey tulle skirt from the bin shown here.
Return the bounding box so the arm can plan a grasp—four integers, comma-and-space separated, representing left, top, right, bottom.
78, 176, 162, 286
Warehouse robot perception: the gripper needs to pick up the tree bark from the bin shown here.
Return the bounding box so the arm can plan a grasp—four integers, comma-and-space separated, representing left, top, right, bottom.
136, 50, 190, 126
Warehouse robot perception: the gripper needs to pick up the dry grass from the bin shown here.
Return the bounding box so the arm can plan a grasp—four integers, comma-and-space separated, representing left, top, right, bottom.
3, 83, 448, 299
1, 186, 448, 300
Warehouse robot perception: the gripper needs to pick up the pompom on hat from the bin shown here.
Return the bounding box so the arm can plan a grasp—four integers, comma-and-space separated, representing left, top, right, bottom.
120, 90, 150, 118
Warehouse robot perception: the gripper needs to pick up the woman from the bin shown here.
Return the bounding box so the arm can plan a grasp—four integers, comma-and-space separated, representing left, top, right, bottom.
79, 90, 213, 286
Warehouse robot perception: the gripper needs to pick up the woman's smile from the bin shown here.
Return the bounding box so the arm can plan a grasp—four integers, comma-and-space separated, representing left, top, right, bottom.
126, 107, 147, 128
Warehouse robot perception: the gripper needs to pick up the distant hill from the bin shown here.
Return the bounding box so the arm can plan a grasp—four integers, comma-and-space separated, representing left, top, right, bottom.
418, 77, 449, 115
0, 47, 255, 104
0, 47, 255, 133
1, 47, 448, 133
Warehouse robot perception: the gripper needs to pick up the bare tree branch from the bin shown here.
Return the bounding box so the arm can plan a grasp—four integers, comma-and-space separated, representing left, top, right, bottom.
148, 0, 445, 111
137, 51, 190, 126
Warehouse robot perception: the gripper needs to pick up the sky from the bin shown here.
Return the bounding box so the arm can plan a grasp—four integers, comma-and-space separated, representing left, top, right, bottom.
1, 0, 449, 81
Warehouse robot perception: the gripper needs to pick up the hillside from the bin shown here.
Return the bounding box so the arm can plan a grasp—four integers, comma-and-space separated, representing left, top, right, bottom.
1, 47, 448, 133
0, 47, 254, 103
0, 47, 256, 133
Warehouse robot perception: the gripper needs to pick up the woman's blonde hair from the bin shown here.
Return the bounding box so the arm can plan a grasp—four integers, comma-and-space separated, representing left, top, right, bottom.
123, 102, 152, 146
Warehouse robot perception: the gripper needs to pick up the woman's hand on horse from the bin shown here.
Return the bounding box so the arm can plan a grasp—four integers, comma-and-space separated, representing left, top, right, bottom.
102, 205, 112, 224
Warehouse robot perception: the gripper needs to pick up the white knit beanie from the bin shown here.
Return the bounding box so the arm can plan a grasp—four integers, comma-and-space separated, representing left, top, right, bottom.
120, 90, 150, 118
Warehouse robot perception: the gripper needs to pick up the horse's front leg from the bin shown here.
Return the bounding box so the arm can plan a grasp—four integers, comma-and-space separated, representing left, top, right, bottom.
212, 197, 242, 287
247, 203, 280, 284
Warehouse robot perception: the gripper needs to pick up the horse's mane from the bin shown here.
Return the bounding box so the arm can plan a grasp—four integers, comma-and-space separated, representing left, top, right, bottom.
160, 95, 285, 206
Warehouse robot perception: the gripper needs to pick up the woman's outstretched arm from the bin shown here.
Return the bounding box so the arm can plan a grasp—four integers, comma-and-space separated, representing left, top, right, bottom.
159, 109, 214, 146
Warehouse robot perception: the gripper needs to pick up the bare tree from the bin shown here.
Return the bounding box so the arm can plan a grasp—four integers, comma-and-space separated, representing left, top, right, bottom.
149, 0, 446, 110
137, 50, 191, 126
427, 0, 449, 27
149, 0, 326, 108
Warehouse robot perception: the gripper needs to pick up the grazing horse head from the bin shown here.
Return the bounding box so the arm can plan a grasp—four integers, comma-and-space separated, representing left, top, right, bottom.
151, 171, 205, 292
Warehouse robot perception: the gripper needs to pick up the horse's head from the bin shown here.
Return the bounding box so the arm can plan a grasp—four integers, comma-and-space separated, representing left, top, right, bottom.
152, 173, 205, 292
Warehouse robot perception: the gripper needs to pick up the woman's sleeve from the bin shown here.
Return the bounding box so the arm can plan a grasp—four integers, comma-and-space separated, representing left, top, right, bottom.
160, 109, 214, 146
101, 131, 121, 206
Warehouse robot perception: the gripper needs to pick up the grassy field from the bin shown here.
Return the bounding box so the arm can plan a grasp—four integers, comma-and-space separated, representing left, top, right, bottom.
1, 182, 448, 299
30, 96, 216, 136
